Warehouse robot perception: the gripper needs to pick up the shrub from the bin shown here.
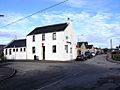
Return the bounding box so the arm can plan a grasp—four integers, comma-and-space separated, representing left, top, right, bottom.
112, 54, 120, 61
0, 52, 6, 61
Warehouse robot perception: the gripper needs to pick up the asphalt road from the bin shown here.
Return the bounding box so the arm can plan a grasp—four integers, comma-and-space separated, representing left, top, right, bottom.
0, 54, 120, 90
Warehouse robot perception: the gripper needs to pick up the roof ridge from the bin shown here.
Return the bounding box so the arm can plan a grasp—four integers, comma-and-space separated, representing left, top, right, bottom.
27, 23, 68, 36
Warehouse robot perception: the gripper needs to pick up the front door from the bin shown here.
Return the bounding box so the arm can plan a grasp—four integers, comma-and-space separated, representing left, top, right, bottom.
42, 46, 45, 60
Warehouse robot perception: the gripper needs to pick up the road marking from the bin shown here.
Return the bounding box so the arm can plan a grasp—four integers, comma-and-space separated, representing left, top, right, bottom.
37, 79, 63, 90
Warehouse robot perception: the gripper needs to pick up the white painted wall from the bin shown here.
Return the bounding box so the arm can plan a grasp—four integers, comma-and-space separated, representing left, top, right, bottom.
26, 21, 77, 61
4, 47, 26, 60
4, 22, 77, 61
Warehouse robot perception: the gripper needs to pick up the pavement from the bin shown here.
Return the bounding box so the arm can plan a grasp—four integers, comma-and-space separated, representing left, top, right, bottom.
0, 65, 16, 82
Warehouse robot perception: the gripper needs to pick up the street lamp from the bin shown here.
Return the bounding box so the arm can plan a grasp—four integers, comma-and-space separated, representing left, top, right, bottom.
0, 15, 4, 17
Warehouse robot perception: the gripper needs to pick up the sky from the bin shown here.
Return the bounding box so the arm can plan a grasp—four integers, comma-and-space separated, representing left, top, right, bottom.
0, 0, 120, 48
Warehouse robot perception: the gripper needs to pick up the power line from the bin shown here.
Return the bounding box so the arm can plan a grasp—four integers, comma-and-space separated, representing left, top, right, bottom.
0, 0, 69, 28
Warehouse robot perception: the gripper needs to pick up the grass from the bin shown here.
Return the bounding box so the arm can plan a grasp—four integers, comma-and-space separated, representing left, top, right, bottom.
112, 54, 120, 61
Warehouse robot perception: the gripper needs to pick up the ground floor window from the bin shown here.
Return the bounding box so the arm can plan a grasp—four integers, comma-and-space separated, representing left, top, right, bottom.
24, 48, 26, 52
9, 49, 11, 55
65, 45, 68, 53
16, 48, 18, 52
52, 45, 56, 53
20, 48, 22, 52
5, 49, 7, 55
32, 47, 35, 53
70, 47, 72, 54
13, 49, 15, 52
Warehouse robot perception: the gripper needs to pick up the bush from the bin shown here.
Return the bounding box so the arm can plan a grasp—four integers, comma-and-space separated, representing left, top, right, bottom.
0, 52, 6, 61
112, 54, 120, 61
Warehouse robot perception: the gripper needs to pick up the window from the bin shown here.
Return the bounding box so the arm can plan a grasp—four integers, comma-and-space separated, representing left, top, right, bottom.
42, 34, 45, 41
13, 49, 15, 52
5, 49, 7, 55
33, 35, 35, 42
16, 48, 18, 52
24, 48, 26, 52
52, 45, 56, 53
66, 36, 68, 40
65, 45, 68, 53
20, 48, 22, 52
53, 33, 56, 40
70, 48, 72, 54
9, 49, 11, 55
32, 47, 35, 53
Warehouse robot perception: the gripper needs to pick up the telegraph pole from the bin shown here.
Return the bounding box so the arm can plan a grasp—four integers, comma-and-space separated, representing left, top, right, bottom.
110, 39, 112, 50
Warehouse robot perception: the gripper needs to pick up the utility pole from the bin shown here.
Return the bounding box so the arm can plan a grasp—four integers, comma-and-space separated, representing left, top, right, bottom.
110, 39, 112, 50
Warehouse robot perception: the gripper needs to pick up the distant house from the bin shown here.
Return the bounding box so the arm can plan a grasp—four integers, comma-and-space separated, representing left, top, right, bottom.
77, 42, 94, 55
4, 39, 26, 59
4, 21, 77, 61
0, 45, 5, 56
86, 45, 94, 52
0, 45, 5, 52
77, 42, 88, 55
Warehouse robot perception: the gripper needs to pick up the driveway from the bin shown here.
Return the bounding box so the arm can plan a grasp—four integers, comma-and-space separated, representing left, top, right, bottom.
0, 54, 120, 90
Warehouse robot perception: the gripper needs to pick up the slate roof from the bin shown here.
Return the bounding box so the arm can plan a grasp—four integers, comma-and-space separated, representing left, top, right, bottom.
86, 45, 93, 49
27, 23, 68, 36
77, 42, 88, 48
5, 39, 26, 48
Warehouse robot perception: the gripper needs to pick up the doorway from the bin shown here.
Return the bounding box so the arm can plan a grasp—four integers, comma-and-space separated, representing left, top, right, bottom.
42, 46, 45, 60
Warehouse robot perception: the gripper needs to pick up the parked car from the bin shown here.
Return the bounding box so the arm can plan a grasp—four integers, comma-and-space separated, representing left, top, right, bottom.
85, 51, 93, 59
91, 52, 96, 57
75, 54, 87, 61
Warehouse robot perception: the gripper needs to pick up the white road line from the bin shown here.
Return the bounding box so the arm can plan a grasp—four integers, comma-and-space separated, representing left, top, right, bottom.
37, 72, 80, 90
37, 79, 63, 90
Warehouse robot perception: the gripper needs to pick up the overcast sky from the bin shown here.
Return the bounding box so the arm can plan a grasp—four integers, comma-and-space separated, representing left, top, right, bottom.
0, 0, 120, 48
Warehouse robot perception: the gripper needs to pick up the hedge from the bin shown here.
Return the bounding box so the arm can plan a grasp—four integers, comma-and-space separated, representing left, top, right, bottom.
112, 54, 120, 61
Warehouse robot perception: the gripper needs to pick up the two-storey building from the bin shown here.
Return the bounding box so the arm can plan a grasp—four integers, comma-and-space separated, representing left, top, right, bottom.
4, 21, 77, 61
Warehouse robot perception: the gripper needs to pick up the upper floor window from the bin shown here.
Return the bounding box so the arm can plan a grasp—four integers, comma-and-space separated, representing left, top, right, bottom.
33, 35, 35, 42
66, 36, 68, 40
42, 34, 45, 41
53, 33, 56, 40
32, 47, 35, 54
52, 45, 56, 53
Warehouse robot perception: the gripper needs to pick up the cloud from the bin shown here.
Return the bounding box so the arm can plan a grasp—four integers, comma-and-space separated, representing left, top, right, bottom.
0, 10, 120, 48
0, 30, 16, 38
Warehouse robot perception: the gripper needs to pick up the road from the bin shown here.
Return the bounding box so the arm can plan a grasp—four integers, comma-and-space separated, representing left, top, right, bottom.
0, 54, 120, 90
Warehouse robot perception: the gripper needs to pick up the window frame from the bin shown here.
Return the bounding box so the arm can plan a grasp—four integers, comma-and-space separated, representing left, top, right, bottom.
53, 33, 56, 40
5, 49, 7, 55
33, 35, 35, 42
42, 33, 45, 41
32, 47, 35, 54
24, 48, 26, 52
9, 49, 11, 55
20, 48, 22, 52
13, 49, 15, 52
65, 45, 68, 53
70, 47, 72, 54
52, 45, 56, 53
16, 48, 18, 52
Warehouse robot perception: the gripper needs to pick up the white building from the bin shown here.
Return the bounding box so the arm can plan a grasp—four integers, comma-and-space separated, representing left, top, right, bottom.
4, 21, 77, 61
4, 39, 26, 60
